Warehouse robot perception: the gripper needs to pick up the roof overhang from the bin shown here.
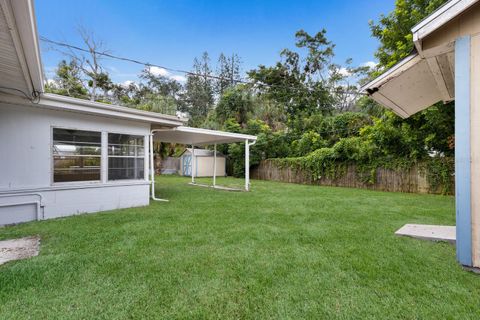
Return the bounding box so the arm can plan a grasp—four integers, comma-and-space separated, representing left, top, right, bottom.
0, 0, 44, 97
153, 126, 257, 145
362, 0, 478, 118
0, 92, 185, 127
412, 0, 479, 53
361, 51, 454, 118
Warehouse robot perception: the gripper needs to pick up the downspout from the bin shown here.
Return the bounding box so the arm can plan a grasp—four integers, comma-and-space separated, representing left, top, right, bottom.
149, 130, 169, 202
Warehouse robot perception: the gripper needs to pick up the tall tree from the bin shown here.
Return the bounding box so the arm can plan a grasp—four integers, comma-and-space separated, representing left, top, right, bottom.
216, 53, 242, 95
248, 29, 335, 121
184, 52, 215, 126
45, 59, 88, 99
369, 0, 447, 69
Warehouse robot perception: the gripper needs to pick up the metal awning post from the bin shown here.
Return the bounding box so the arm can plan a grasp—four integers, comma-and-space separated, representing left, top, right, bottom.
245, 139, 249, 191
191, 144, 196, 184
245, 139, 256, 192
149, 131, 168, 202
213, 143, 217, 187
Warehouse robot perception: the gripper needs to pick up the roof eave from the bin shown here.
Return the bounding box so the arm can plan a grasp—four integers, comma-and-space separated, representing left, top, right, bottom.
412, 0, 479, 52
1, 0, 44, 94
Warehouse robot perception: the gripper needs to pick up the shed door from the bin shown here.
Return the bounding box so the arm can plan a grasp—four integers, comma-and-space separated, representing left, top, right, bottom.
183, 155, 192, 176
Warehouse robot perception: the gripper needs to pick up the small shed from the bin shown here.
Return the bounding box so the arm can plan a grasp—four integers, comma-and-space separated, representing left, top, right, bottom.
179, 148, 226, 177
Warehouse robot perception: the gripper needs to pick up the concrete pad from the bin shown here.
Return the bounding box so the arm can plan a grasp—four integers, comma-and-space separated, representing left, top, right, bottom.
189, 182, 243, 192
0, 236, 40, 265
395, 224, 456, 244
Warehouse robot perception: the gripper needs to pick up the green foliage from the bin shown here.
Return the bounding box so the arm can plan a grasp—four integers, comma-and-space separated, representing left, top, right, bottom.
421, 156, 455, 195
45, 60, 88, 99
215, 85, 254, 127
369, 0, 448, 68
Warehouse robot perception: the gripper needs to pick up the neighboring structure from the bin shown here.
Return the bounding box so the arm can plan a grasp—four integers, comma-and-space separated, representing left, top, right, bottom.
179, 149, 226, 177
362, 0, 480, 269
160, 157, 179, 175
0, 0, 256, 225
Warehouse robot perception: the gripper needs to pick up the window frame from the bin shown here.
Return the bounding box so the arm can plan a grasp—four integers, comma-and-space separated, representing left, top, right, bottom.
106, 132, 146, 182
50, 126, 103, 186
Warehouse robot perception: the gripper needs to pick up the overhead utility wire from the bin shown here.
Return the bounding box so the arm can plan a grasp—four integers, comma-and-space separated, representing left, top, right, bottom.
40, 36, 365, 96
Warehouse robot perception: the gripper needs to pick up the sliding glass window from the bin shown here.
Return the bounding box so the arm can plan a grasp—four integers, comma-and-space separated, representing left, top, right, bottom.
53, 128, 102, 182
108, 133, 144, 180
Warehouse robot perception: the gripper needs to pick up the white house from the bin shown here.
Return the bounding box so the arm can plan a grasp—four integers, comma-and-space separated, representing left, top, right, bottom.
362, 0, 480, 269
0, 0, 256, 225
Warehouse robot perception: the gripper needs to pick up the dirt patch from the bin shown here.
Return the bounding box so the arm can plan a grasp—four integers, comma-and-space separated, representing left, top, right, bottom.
0, 236, 40, 265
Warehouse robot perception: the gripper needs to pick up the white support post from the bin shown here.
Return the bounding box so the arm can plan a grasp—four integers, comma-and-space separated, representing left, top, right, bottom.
149, 131, 168, 202
245, 139, 250, 191
101, 131, 108, 183
149, 134, 155, 195
191, 145, 196, 184
213, 143, 217, 187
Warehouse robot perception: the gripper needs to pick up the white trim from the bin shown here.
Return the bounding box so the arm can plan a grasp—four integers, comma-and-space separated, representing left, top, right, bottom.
0, 0, 34, 94
0, 93, 185, 127
361, 54, 420, 92
154, 126, 257, 145
176, 126, 257, 141
412, 0, 479, 52
10, 0, 44, 91
0, 180, 150, 195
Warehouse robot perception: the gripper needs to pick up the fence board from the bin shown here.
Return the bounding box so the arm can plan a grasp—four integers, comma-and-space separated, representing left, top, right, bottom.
251, 160, 453, 195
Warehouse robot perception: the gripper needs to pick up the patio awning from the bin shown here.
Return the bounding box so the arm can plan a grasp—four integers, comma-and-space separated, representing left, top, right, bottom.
152, 126, 257, 145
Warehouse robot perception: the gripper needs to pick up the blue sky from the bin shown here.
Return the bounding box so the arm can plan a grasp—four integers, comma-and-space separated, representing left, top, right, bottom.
36, 0, 394, 84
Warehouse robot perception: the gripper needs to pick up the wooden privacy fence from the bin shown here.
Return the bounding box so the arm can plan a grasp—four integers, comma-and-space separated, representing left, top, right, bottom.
251, 160, 454, 195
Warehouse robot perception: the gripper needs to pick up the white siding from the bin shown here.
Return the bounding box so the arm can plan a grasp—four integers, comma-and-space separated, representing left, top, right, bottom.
0, 102, 151, 224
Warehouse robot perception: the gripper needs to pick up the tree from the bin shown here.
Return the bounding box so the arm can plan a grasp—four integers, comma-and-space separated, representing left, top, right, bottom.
216, 53, 242, 95
215, 85, 254, 127
45, 59, 88, 99
184, 52, 215, 127
248, 29, 335, 121
55, 27, 112, 101
369, 0, 447, 69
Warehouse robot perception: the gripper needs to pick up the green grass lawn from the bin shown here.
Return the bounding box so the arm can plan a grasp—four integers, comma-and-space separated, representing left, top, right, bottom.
0, 176, 478, 319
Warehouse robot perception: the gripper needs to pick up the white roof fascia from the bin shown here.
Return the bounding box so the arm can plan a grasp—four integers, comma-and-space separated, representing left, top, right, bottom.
412, 0, 479, 52
154, 126, 257, 145
0, 0, 34, 95
0, 0, 44, 95
0, 92, 185, 126
10, 0, 44, 93
361, 54, 420, 92
175, 126, 256, 141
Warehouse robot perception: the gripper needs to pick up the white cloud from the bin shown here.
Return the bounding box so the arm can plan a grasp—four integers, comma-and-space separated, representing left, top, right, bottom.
148, 66, 170, 77
170, 75, 187, 83
338, 67, 351, 77
362, 61, 378, 69
45, 78, 58, 87
148, 66, 186, 83
121, 80, 135, 87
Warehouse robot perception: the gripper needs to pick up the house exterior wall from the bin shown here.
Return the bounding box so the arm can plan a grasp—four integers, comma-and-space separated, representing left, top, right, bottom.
0, 101, 151, 225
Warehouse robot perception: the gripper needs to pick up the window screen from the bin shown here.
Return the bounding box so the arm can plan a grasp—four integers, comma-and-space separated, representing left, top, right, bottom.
53, 128, 101, 182
108, 133, 144, 180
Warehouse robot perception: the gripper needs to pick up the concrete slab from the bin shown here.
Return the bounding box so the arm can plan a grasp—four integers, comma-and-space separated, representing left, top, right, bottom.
395, 224, 456, 244
188, 182, 243, 192
0, 236, 40, 265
